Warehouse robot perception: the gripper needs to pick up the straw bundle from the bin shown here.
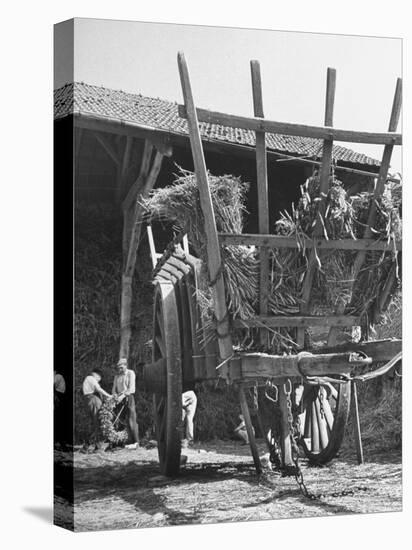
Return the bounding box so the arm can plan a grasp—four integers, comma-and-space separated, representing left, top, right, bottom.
144, 168, 401, 353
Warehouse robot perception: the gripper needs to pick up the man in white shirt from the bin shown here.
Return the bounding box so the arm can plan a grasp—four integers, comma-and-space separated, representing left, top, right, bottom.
82, 369, 111, 451
112, 358, 139, 448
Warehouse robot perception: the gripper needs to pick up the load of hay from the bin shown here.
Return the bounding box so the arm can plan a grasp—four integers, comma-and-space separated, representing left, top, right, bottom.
143, 168, 401, 353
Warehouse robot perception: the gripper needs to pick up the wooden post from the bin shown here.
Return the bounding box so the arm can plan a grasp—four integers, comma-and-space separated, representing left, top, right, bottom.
298, 68, 336, 348
116, 136, 133, 202
93, 132, 120, 166
239, 386, 262, 474
177, 52, 233, 372
278, 384, 293, 467
251, 60, 270, 348
119, 146, 164, 360
351, 380, 364, 464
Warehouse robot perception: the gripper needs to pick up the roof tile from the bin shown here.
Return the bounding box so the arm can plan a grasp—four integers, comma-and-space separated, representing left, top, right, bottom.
54, 82, 380, 167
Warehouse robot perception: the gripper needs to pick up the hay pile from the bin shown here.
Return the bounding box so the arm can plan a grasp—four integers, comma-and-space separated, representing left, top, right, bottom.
144, 168, 401, 353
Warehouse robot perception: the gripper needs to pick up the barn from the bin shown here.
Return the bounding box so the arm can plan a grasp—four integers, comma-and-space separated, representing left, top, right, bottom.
54, 81, 390, 441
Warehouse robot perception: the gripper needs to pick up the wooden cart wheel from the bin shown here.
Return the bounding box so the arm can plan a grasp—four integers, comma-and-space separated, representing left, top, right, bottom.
152, 282, 183, 476
297, 381, 351, 465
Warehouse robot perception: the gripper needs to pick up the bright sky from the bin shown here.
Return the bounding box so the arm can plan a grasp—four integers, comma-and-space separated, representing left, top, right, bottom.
56, 18, 402, 172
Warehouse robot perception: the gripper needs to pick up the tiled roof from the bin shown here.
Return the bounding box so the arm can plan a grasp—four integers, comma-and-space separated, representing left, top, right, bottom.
54, 82, 380, 167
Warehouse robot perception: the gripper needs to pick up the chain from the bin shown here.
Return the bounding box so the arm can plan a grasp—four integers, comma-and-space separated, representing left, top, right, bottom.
282, 378, 369, 501
318, 386, 325, 420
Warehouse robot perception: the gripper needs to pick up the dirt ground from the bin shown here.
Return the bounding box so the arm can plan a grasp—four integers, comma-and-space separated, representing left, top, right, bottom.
54, 440, 402, 532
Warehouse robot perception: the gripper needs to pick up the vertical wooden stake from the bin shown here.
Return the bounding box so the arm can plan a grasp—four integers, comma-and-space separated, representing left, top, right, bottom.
278, 386, 293, 467
250, 60, 270, 348
177, 52, 233, 373
239, 386, 262, 474
351, 381, 364, 464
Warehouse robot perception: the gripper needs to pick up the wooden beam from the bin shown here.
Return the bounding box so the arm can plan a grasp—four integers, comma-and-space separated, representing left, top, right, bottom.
317, 338, 401, 363
93, 132, 120, 165
177, 104, 402, 146
72, 113, 399, 183
251, 60, 270, 346
177, 51, 233, 368
125, 151, 164, 274
233, 315, 360, 329
232, 351, 370, 380
119, 151, 164, 359
218, 233, 401, 251
122, 140, 154, 212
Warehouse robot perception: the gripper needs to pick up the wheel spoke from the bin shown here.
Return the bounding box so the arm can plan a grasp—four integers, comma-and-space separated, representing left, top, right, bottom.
303, 394, 312, 438
315, 396, 329, 450
311, 400, 320, 453
322, 397, 334, 432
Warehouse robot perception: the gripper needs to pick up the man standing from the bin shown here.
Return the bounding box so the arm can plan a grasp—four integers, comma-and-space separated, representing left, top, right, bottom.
112, 358, 139, 449
82, 368, 111, 451
182, 390, 197, 448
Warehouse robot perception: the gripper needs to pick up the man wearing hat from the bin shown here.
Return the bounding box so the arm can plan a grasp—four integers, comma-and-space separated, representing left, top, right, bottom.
112, 358, 139, 449
82, 368, 111, 451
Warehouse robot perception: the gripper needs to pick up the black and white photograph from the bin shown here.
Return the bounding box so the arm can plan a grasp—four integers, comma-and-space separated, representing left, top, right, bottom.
49, 12, 407, 535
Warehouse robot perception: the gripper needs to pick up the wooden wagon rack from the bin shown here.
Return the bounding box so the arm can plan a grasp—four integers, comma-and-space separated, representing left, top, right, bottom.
143, 52, 402, 477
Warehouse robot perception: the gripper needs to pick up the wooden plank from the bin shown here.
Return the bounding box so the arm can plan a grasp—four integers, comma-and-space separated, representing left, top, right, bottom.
232, 351, 370, 380
233, 315, 359, 329
251, 60, 270, 345
317, 338, 401, 363
177, 104, 402, 146
93, 132, 120, 165
327, 78, 402, 346
218, 233, 401, 251
177, 52, 233, 368
298, 68, 336, 347
239, 386, 262, 473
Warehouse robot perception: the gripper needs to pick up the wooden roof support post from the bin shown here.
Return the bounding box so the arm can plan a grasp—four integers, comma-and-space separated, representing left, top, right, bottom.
116, 136, 133, 202
251, 60, 270, 348
177, 52, 233, 374
297, 68, 336, 348
119, 147, 165, 360
327, 78, 402, 346
93, 131, 120, 166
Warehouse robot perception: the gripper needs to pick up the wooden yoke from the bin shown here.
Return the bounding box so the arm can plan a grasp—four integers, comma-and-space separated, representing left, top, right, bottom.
297, 68, 336, 348
327, 78, 402, 346
250, 61, 270, 347
177, 52, 233, 376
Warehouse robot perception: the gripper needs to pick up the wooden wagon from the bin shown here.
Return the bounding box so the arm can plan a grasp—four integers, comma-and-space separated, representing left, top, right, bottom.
144, 52, 402, 477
